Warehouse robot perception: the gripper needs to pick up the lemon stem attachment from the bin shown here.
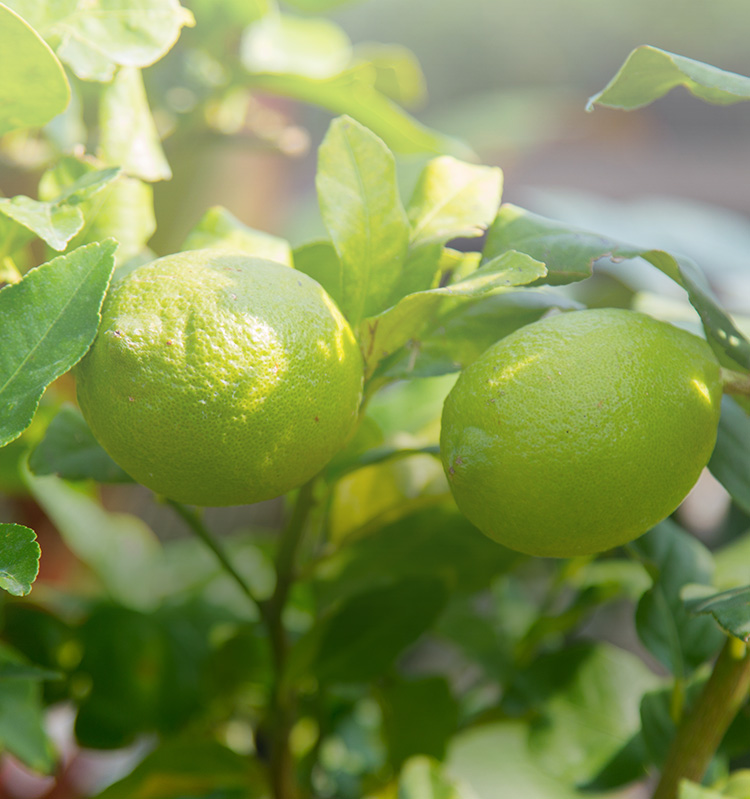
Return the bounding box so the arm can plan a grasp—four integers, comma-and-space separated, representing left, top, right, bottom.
167, 500, 261, 611
653, 637, 750, 799
721, 368, 750, 398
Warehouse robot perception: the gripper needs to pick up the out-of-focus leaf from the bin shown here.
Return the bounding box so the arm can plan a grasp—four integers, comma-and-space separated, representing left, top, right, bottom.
248, 66, 472, 158
580, 733, 650, 792
99, 67, 171, 181
630, 521, 723, 676
281, 0, 357, 12
24, 470, 161, 610
381, 677, 458, 768
355, 43, 426, 108
485, 203, 750, 370
0, 241, 117, 447
587, 46, 750, 112
183, 206, 292, 265
0, 3, 69, 135
0, 662, 61, 682
290, 578, 447, 685
293, 241, 343, 307
6, 0, 195, 82
28, 404, 132, 483
0, 523, 40, 596
640, 688, 677, 767
0, 642, 55, 773
682, 584, 750, 641
398, 756, 478, 799
40, 164, 121, 207
242, 13, 351, 79
360, 250, 546, 378
94, 737, 266, 798
679, 781, 730, 799
316, 115, 409, 325
709, 397, 750, 515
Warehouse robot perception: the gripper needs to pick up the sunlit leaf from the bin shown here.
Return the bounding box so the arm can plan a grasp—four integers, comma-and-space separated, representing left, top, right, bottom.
0, 3, 69, 135
0, 241, 117, 447
398, 756, 477, 799
588, 46, 750, 112
0, 195, 82, 252
317, 115, 410, 324
0, 523, 40, 597
183, 206, 292, 265
99, 67, 171, 181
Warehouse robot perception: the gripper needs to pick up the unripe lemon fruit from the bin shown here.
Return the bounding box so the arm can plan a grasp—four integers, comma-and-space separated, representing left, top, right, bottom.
76, 249, 363, 506
440, 308, 722, 557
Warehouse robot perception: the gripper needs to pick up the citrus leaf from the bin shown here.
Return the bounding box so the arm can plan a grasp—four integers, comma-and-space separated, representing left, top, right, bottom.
183, 206, 292, 265
682, 584, 750, 641
40, 164, 121, 206
247, 67, 472, 158
0, 3, 69, 136
407, 157, 503, 246
0, 524, 40, 597
0, 662, 61, 682
587, 46, 750, 112
293, 241, 343, 307
708, 397, 750, 515
0, 195, 83, 251
630, 521, 723, 676
28, 404, 133, 483
0, 240, 117, 447
5, 0, 195, 82
360, 250, 546, 378
485, 203, 750, 371
679, 780, 728, 799
398, 756, 477, 799
99, 67, 171, 181
317, 115, 410, 325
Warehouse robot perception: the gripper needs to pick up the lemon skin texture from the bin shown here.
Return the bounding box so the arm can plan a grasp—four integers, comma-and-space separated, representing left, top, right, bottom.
440, 308, 722, 557
76, 250, 364, 506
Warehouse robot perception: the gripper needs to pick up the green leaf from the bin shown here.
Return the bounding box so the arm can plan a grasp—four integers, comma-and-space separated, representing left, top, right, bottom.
242, 13, 352, 79
0, 661, 62, 682
580, 733, 650, 792
0, 523, 40, 596
709, 397, 750, 515
682, 584, 750, 641
630, 521, 724, 676
293, 241, 344, 307
281, 0, 357, 11
94, 738, 266, 798
24, 470, 161, 610
485, 203, 750, 370
355, 43, 426, 107
381, 677, 458, 768
0, 195, 83, 251
679, 780, 728, 799
407, 157, 503, 246
183, 206, 292, 265
291, 577, 447, 684
99, 67, 171, 181
360, 250, 546, 378
0, 241, 117, 447
0, 3, 70, 136
0, 642, 55, 773
6, 0, 195, 82
40, 163, 121, 207
28, 404, 133, 483
587, 46, 750, 112
398, 756, 477, 799
316, 115, 410, 325
247, 66, 472, 158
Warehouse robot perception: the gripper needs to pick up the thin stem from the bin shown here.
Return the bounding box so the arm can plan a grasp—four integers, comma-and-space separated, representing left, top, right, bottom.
653, 637, 750, 799
167, 500, 261, 612
721, 368, 750, 398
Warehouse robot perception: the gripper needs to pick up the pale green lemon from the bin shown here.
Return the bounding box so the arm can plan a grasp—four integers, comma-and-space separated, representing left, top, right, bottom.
76, 250, 363, 506
440, 308, 722, 557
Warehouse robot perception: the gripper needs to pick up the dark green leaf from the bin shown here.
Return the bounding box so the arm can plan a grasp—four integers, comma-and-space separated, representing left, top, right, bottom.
94, 737, 266, 798
682, 584, 750, 641
0, 240, 117, 447
99, 67, 171, 181
291, 578, 447, 684
293, 241, 343, 307
0, 523, 40, 596
381, 677, 458, 768
485, 203, 750, 370
360, 250, 546, 378
0, 661, 62, 682
0, 3, 69, 136
580, 733, 650, 792
709, 397, 750, 515
639, 688, 675, 767
28, 404, 133, 483
630, 521, 723, 676
183, 206, 292, 265
587, 46, 750, 112
316, 115, 410, 324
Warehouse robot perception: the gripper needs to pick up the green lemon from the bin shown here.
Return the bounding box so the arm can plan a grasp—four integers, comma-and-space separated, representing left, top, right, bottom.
76, 249, 363, 506
440, 308, 723, 557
